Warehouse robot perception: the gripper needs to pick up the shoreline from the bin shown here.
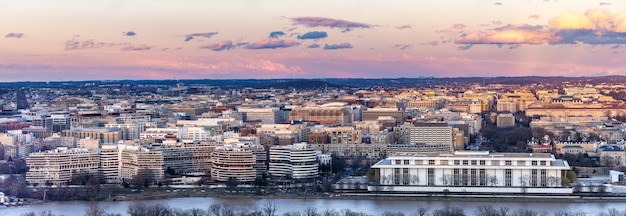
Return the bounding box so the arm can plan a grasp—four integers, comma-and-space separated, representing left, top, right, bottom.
98, 191, 626, 204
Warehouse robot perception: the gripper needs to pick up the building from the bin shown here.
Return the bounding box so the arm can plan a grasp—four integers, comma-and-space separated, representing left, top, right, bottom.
289, 105, 353, 126
369, 151, 572, 194
211, 144, 264, 182
496, 113, 515, 128
25, 147, 99, 185
62, 128, 121, 144
238, 107, 283, 124
120, 146, 164, 185
105, 123, 145, 141
269, 143, 318, 180
395, 124, 453, 148
362, 108, 404, 125
324, 127, 362, 144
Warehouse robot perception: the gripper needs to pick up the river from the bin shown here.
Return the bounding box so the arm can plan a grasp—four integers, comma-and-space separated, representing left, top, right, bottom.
1, 197, 625, 216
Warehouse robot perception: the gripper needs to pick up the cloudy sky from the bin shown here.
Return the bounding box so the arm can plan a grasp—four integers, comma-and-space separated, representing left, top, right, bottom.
1, 0, 625, 81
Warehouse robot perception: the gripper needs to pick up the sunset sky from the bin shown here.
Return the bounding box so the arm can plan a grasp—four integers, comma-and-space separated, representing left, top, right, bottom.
1, 0, 625, 81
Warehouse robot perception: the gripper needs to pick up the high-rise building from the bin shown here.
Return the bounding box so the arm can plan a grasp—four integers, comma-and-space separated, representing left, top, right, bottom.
211, 144, 265, 182
238, 107, 283, 124
269, 143, 318, 180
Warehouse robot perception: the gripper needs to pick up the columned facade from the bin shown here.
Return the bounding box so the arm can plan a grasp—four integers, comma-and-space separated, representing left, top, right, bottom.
370, 151, 572, 194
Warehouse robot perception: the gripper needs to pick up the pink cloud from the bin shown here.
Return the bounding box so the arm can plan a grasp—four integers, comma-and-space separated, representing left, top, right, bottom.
184, 32, 218, 42
291, 17, 371, 29
396, 25, 412, 30
64, 36, 126, 50
5, 33, 24, 38
121, 45, 154, 51
529, 14, 540, 20
452, 24, 466, 29
199, 40, 235, 51
246, 38, 300, 49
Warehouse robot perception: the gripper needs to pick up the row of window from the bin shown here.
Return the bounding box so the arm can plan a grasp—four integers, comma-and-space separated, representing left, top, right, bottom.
393, 159, 550, 166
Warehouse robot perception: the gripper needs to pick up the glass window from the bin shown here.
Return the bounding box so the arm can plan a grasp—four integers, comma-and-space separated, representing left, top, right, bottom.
492, 160, 500, 166
532, 161, 538, 166
518, 161, 525, 166
404, 160, 410, 165
429, 160, 435, 165
395, 160, 401, 165
540, 161, 546, 166
454, 160, 460, 165
471, 160, 477, 165
505, 160, 512, 166
480, 160, 486, 166
440, 160, 448, 165
463, 160, 469, 165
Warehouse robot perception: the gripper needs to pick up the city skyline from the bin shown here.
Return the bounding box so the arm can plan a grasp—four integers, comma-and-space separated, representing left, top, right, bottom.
1, 0, 626, 81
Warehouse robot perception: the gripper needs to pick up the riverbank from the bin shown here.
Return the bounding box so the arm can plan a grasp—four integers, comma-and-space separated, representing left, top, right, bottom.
101, 189, 626, 204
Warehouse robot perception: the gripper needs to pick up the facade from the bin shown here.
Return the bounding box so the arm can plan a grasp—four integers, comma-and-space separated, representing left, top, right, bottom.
496, 113, 515, 128
288, 107, 353, 126
62, 128, 121, 144
238, 107, 282, 124
210, 144, 264, 182
362, 108, 404, 125
369, 151, 572, 194
269, 143, 318, 180
120, 146, 164, 185
324, 127, 362, 144
395, 125, 453, 148
26, 147, 99, 185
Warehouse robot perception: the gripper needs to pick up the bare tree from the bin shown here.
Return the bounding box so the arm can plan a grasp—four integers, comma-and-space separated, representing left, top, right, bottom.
431, 206, 465, 216
519, 175, 530, 195
305, 207, 319, 216
263, 201, 277, 216
499, 207, 510, 216
475, 205, 499, 216
409, 175, 419, 185
85, 203, 107, 216
410, 206, 429, 216
487, 175, 498, 187
440, 174, 453, 186
209, 203, 223, 216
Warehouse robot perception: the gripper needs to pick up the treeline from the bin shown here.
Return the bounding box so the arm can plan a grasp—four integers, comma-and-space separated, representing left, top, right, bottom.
19, 202, 626, 216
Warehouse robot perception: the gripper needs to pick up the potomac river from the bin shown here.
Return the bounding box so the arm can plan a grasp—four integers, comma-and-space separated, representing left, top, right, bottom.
1, 197, 625, 216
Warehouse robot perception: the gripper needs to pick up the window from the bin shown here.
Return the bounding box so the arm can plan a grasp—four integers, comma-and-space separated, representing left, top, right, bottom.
453, 169, 460, 186
518, 161, 525, 166
428, 160, 435, 165
492, 160, 500, 166
540, 161, 546, 166
505, 169, 512, 187
454, 160, 460, 165
440, 160, 448, 165
394, 168, 401, 184
395, 160, 401, 165
463, 160, 469, 165
462, 169, 469, 186
480, 160, 486, 166
479, 169, 486, 186
416, 160, 423, 165
505, 160, 512, 166
531, 169, 538, 187
470, 169, 477, 186
471, 160, 477, 165
532, 161, 538, 166
540, 169, 547, 187
404, 160, 410, 165
428, 168, 435, 186
403, 168, 410, 185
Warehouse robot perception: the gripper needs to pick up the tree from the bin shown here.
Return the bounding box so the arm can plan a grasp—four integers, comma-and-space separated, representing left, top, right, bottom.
225, 177, 239, 189
518, 175, 530, 195
263, 202, 277, 216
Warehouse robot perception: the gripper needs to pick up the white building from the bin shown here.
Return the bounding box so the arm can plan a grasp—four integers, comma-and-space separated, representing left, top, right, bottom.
269, 143, 318, 180
369, 151, 572, 194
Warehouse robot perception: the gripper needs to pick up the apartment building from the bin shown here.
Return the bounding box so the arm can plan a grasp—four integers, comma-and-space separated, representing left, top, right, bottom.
211, 144, 265, 182
269, 143, 318, 180
238, 107, 283, 124
369, 151, 572, 194
26, 147, 99, 185
119, 146, 164, 185
62, 128, 121, 144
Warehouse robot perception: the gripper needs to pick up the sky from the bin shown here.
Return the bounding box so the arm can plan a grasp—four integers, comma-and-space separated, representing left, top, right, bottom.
1, 0, 626, 81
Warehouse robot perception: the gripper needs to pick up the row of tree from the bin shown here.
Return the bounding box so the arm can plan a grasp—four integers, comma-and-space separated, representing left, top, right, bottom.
19, 203, 626, 216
